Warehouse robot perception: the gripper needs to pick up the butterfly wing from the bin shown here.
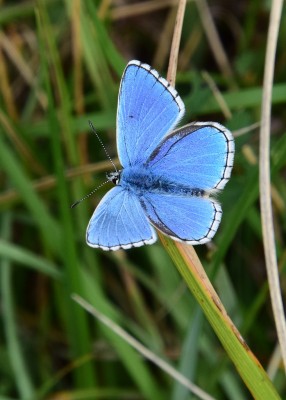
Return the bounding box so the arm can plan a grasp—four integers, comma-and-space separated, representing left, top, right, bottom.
86, 186, 157, 250
117, 60, 185, 167
146, 122, 234, 190
140, 193, 222, 244
140, 122, 234, 243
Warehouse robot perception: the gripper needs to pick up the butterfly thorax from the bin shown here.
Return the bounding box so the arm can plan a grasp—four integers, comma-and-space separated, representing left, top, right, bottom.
119, 166, 204, 197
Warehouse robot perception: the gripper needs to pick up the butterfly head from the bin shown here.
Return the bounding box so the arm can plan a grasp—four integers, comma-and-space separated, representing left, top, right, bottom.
107, 170, 121, 185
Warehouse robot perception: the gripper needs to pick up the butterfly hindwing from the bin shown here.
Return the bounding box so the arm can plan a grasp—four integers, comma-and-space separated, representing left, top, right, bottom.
146, 122, 234, 190
86, 186, 157, 250
117, 60, 185, 167
140, 193, 222, 244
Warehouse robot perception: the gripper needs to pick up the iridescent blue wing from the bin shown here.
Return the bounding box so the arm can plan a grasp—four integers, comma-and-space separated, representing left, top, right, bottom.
140, 193, 222, 244
86, 186, 157, 250
140, 122, 234, 244
146, 122, 234, 190
117, 60, 185, 167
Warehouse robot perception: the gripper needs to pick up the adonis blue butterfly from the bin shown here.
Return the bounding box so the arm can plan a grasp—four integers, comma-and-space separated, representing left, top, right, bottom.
86, 61, 234, 251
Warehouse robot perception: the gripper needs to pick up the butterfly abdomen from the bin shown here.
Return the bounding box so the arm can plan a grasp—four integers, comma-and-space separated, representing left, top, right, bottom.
120, 166, 204, 197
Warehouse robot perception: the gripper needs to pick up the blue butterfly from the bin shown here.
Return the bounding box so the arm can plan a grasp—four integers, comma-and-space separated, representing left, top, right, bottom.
86, 60, 234, 251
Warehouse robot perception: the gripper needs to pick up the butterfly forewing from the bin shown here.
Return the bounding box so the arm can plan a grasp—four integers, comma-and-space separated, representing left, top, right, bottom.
116, 60, 185, 167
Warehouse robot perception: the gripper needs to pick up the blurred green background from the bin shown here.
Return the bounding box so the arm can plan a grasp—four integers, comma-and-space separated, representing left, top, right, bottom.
0, 0, 286, 399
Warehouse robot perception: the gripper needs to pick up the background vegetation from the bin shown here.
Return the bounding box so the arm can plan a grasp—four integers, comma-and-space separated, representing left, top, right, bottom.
0, 0, 286, 399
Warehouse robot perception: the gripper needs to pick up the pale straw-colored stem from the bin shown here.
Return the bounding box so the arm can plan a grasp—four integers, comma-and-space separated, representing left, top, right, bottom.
195, 0, 233, 80
259, 0, 286, 373
167, 0, 186, 85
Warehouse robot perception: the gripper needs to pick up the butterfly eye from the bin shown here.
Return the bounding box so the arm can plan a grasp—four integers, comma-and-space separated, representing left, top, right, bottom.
106, 171, 120, 185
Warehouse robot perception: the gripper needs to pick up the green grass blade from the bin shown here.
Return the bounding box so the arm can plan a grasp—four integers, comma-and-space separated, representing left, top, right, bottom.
1, 214, 35, 400
0, 239, 61, 278
160, 238, 281, 400
0, 133, 62, 253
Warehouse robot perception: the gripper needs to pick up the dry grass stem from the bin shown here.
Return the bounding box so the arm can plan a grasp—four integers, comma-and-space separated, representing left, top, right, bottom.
111, 0, 177, 20
195, 0, 233, 82
259, 0, 286, 373
167, 0, 187, 85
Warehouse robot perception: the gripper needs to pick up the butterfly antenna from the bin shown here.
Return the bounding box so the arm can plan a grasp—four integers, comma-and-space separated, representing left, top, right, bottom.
88, 120, 118, 172
71, 180, 109, 208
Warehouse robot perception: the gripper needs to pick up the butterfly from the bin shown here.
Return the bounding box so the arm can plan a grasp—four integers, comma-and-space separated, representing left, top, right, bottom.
86, 60, 234, 251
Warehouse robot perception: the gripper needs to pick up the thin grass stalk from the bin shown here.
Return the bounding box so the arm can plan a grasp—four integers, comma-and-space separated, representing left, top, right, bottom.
166, 0, 186, 86
259, 0, 286, 372
195, 0, 234, 84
